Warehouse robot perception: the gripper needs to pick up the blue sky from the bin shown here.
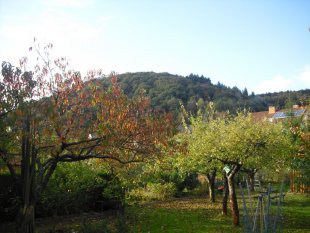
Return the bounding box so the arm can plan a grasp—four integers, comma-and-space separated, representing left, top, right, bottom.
0, 0, 309, 94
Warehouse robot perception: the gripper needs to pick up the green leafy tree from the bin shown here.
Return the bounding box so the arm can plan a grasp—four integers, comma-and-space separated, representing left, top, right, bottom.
175, 102, 221, 203
211, 112, 291, 226
102, 71, 309, 117
176, 107, 291, 226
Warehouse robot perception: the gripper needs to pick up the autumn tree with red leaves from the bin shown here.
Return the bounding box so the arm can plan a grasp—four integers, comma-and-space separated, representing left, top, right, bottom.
0, 41, 172, 233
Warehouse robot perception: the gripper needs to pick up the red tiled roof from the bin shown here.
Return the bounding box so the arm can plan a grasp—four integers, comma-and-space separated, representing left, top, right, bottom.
251, 111, 274, 121
252, 106, 308, 122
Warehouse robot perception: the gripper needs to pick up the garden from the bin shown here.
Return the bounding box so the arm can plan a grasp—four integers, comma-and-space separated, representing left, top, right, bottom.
0, 43, 309, 233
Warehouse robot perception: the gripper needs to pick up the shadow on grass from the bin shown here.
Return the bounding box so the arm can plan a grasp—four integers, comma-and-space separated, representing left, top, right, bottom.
282, 194, 310, 232
126, 196, 242, 233
1, 194, 308, 233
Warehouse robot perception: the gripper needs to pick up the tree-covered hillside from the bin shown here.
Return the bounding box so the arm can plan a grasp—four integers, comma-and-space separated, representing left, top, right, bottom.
99, 72, 309, 115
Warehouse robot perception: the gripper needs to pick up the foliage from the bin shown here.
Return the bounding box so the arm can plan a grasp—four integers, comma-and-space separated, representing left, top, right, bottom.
196, 110, 292, 170
100, 72, 310, 117
144, 162, 200, 193
126, 182, 177, 203
173, 105, 292, 225
258, 90, 310, 110
284, 110, 310, 192
114, 151, 200, 202
1, 40, 308, 232
0, 42, 172, 184
0, 42, 172, 232
172, 102, 221, 202
174, 102, 222, 174
39, 161, 118, 216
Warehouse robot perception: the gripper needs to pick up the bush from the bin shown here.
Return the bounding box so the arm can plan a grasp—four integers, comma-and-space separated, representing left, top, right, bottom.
100, 173, 124, 203
126, 182, 177, 203
39, 161, 123, 216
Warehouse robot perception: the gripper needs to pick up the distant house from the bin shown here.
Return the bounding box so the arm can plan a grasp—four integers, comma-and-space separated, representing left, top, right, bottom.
252, 106, 277, 122
252, 105, 308, 123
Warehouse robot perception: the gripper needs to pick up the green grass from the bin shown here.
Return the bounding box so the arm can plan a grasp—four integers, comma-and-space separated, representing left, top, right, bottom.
123, 195, 243, 233
126, 206, 240, 233
1, 193, 309, 232
123, 193, 310, 233
282, 193, 310, 233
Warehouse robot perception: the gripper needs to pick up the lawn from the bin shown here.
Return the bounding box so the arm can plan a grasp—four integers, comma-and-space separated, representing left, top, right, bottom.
0, 193, 309, 232
125, 193, 310, 233
126, 197, 241, 233
282, 193, 310, 233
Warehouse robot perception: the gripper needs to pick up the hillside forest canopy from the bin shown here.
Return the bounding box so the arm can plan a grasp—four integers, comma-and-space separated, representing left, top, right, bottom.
101, 72, 310, 116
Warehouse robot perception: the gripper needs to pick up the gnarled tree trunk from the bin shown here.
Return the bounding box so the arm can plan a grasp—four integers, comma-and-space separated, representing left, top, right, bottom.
206, 169, 216, 203
227, 164, 241, 226
222, 171, 229, 215
16, 119, 36, 233
241, 168, 258, 192
247, 169, 256, 192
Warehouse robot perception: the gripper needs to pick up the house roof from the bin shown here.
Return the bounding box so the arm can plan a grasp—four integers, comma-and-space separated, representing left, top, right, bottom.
273, 109, 306, 119
251, 111, 274, 122
252, 107, 308, 122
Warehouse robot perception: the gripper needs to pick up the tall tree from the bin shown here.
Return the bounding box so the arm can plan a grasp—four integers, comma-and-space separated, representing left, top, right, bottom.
0, 42, 171, 232
177, 108, 291, 226
174, 103, 221, 202
212, 112, 291, 226
0, 61, 37, 233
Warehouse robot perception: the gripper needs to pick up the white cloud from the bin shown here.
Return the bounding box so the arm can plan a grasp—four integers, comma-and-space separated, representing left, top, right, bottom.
35, 11, 101, 42
253, 75, 293, 94
253, 65, 310, 94
0, 8, 112, 74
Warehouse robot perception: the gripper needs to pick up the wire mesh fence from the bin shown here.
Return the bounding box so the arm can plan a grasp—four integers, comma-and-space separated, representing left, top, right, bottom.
240, 181, 285, 233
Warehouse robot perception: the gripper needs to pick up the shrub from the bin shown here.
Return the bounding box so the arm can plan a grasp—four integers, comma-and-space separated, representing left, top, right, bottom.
126, 182, 177, 203
39, 161, 122, 216
100, 173, 124, 202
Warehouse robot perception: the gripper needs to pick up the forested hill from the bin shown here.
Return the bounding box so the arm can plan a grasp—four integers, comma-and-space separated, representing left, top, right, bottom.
100, 72, 309, 115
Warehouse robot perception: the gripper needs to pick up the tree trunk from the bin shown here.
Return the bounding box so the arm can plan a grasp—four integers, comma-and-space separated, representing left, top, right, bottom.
227, 165, 241, 226
248, 170, 255, 192
16, 119, 36, 233
222, 171, 229, 215
206, 170, 216, 203
36, 159, 58, 196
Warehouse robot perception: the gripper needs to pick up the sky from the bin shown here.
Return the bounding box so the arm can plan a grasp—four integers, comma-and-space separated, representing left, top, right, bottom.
0, 0, 309, 94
